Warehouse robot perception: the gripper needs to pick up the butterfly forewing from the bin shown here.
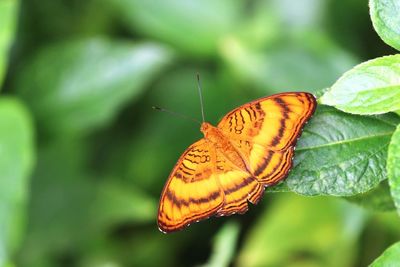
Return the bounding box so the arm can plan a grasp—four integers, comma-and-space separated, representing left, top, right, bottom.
217, 92, 316, 184
217, 92, 316, 149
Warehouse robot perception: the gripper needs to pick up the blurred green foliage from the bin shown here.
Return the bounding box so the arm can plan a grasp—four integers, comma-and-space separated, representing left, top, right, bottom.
0, 0, 400, 266
237, 194, 365, 267
0, 98, 34, 266
0, 0, 17, 87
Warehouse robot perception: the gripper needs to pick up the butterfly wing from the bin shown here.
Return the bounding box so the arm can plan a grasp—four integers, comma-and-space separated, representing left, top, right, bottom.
158, 139, 266, 232
157, 139, 224, 233
159, 92, 316, 232
214, 150, 264, 216
217, 92, 316, 185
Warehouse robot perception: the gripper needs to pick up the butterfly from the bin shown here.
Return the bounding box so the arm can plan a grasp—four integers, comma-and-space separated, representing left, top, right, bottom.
157, 92, 316, 233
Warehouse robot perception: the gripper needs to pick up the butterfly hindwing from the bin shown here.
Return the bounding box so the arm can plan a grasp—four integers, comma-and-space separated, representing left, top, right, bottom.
250, 144, 294, 185
214, 151, 264, 216
157, 139, 224, 233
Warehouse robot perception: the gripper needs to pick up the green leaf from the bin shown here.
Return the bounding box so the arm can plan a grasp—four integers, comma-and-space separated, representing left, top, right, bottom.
221, 33, 357, 93
320, 55, 400, 114
200, 222, 240, 267
0, 0, 18, 87
345, 180, 396, 212
112, 0, 240, 56
238, 194, 365, 267
0, 97, 35, 266
369, 0, 400, 51
16, 38, 174, 136
269, 0, 328, 31
370, 242, 400, 266
268, 105, 400, 196
387, 124, 400, 214
18, 139, 99, 266
90, 179, 158, 229
17, 137, 158, 267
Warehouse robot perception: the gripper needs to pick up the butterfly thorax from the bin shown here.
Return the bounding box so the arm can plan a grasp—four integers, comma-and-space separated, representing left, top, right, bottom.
201, 122, 248, 171
200, 122, 227, 146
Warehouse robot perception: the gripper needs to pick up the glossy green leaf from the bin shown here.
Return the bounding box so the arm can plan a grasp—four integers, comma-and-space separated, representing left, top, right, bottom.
200, 222, 240, 267
238, 194, 364, 267
370, 242, 400, 266
369, 0, 400, 51
345, 180, 396, 212
387, 124, 400, 214
16, 38, 174, 135
0, 97, 34, 266
268, 105, 400, 196
0, 0, 18, 87
320, 55, 400, 114
113, 0, 240, 56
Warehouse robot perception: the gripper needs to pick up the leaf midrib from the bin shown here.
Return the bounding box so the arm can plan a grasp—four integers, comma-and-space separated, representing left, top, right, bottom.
297, 131, 394, 151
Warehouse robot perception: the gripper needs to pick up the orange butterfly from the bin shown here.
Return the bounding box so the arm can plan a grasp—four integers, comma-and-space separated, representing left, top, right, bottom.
158, 92, 316, 233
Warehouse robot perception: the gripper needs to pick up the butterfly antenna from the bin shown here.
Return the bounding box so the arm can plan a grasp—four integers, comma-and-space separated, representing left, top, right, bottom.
196, 73, 206, 123
152, 106, 201, 125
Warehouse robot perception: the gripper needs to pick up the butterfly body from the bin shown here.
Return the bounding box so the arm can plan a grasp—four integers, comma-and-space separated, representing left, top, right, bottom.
158, 92, 317, 233
201, 122, 248, 172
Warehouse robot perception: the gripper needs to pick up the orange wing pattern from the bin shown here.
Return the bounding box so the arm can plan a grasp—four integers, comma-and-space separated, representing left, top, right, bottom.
218, 92, 316, 149
158, 92, 316, 233
214, 151, 264, 216
157, 139, 224, 233
158, 139, 265, 232
217, 92, 316, 185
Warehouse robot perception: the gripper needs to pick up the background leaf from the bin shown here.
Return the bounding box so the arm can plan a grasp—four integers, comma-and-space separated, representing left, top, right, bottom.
387, 124, 400, 214
320, 55, 400, 114
221, 34, 357, 93
0, 97, 34, 266
345, 180, 396, 212
15, 38, 174, 136
112, 0, 240, 56
200, 222, 240, 267
369, 0, 400, 51
268, 106, 400, 196
370, 241, 400, 266
90, 179, 158, 228
0, 0, 18, 87
237, 194, 365, 267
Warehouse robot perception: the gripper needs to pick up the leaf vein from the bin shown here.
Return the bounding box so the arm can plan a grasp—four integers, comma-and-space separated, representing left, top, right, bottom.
297, 132, 393, 151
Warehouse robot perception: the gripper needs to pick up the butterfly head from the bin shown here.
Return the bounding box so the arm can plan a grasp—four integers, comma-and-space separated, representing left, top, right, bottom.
200, 122, 219, 140
200, 122, 211, 134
